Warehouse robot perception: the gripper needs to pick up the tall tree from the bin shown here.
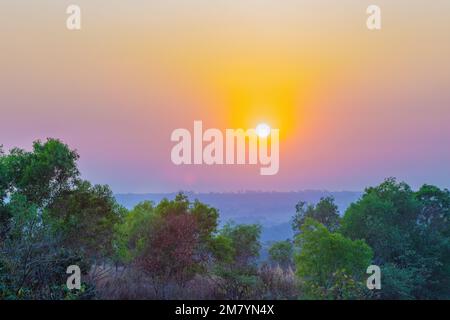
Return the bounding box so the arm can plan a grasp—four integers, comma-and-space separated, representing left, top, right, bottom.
212, 222, 262, 299
47, 180, 125, 261
1, 139, 79, 207
268, 240, 294, 269
341, 178, 450, 299
295, 218, 373, 299
127, 193, 219, 296
0, 139, 97, 299
292, 196, 341, 234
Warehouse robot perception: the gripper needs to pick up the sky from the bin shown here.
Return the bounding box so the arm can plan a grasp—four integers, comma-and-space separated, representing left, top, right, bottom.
1, 0, 450, 193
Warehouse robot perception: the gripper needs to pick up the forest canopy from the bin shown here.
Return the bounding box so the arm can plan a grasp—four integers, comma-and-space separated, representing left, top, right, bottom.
1, 139, 449, 300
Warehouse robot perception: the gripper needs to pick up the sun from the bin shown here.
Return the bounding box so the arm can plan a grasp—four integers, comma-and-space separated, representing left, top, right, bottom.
256, 123, 271, 138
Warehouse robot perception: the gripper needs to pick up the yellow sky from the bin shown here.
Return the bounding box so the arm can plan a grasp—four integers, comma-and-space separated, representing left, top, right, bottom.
1, 1, 450, 191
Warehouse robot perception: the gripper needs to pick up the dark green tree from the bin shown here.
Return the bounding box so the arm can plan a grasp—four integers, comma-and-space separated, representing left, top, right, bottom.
212, 222, 262, 299
268, 240, 294, 269
1, 139, 79, 207
292, 196, 340, 234
295, 218, 373, 299
47, 180, 125, 261
341, 178, 450, 299
0, 139, 103, 299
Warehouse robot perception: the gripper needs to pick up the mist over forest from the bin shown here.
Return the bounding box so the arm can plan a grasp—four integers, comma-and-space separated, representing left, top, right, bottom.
2, 139, 449, 300
115, 191, 362, 242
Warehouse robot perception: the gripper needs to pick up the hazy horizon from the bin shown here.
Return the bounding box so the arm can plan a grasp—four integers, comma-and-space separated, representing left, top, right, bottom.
2, 0, 450, 193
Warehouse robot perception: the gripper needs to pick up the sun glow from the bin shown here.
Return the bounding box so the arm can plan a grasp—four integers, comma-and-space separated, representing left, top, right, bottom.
256, 123, 271, 138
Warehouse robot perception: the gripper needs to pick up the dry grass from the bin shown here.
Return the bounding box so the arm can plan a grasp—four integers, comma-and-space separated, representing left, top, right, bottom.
92, 264, 300, 300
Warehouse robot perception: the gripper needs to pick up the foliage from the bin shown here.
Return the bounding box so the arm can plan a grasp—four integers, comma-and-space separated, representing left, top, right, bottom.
341, 178, 450, 299
268, 240, 294, 269
1, 139, 79, 207
0, 194, 93, 299
119, 193, 219, 297
0, 139, 118, 299
212, 222, 262, 299
2, 139, 450, 300
136, 211, 200, 293
114, 201, 155, 263
47, 180, 125, 262
295, 218, 373, 299
292, 196, 340, 234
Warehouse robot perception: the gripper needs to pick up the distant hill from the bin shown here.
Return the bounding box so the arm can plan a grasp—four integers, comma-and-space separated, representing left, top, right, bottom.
115, 191, 362, 242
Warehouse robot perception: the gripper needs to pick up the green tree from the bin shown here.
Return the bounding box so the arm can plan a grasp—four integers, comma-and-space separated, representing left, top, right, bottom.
295, 218, 373, 299
0, 145, 8, 200
0, 139, 96, 299
415, 184, 450, 233
47, 180, 125, 262
341, 178, 450, 299
209, 234, 235, 264
268, 240, 293, 269
341, 178, 418, 263
212, 222, 262, 299
121, 193, 219, 296
292, 196, 340, 234
220, 223, 261, 270
1, 139, 79, 207
0, 146, 9, 241
0, 194, 92, 299
412, 184, 450, 299
114, 200, 155, 263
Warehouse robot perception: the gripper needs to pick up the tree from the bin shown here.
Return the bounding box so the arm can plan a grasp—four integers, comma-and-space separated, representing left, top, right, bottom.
0, 148, 10, 242
341, 178, 450, 299
292, 196, 340, 235
415, 184, 450, 233
268, 240, 293, 269
125, 193, 219, 296
412, 185, 450, 299
47, 180, 125, 261
0, 146, 10, 242
340, 179, 419, 298
0, 194, 92, 299
0, 145, 8, 201
114, 200, 155, 263
1, 139, 79, 207
341, 178, 418, 264
220, 223, 261, 271
212, 222, 262, 299
0, 139, 94, 299
136, 212, 200, 296
295, 218, 373, 299
208, 234, 234, 264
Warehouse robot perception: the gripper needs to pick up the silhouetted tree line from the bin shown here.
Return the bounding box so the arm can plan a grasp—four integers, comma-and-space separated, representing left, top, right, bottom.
1, 139, 449, 299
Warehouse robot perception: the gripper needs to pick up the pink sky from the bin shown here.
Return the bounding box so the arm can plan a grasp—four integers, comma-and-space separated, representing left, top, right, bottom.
1, 1, 450, 192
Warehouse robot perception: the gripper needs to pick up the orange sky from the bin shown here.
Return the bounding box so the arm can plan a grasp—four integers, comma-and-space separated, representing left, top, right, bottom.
1, 1, 450, 192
